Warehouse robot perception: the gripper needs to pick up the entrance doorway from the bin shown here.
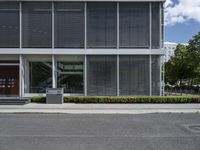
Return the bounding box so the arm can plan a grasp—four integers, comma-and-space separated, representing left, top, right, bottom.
0, 65, 19, 96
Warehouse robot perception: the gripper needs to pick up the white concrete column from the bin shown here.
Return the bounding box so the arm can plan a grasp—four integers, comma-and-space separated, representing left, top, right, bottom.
52, 55, 56, 88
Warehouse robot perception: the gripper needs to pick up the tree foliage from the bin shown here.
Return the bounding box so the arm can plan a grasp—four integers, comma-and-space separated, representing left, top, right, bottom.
165, 32, 200, 86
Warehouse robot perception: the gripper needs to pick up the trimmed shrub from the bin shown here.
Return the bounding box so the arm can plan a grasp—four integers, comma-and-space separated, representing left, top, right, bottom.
31, 96, 200, 103
31, 96, 46, 103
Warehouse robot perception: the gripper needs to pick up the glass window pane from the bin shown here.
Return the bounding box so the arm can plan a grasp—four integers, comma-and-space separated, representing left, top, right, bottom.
152, 55, 160, 95
87, 55, 117, 96
57, 56, 84, 93
0, 2, 19, 48
87, 3, 117, 48
119, 3, 149, 48
28, 61, 52, 93
54, 2, 84, 48
119, 55, 150, 95
22, 2, 52, 48
152, 2, 160, 49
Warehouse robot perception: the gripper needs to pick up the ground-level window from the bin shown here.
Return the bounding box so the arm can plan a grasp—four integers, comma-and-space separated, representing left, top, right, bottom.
87, 55, 117, 96
119, 55, 150, 96
56, 56, 84, 94
24, 56, 52, 93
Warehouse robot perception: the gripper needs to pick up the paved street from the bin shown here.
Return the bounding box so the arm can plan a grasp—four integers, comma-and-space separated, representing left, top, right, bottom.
0, 114, 200, 150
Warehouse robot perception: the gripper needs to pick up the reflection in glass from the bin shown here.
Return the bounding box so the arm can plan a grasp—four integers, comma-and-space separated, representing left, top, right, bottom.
29, 62, 52, 93
22, 2, 52, 48
0, 2, 19, 48
54, 2, 84, 48
57, 61, 83, 93
87, 3, 117, 48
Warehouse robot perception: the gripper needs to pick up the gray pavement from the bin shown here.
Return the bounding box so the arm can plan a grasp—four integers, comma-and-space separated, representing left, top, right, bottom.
0, 103, 200, 114
0, 114, 200, 150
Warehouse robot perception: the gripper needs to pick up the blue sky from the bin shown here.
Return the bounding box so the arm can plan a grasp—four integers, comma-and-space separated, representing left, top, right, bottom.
164, 0, 200, 44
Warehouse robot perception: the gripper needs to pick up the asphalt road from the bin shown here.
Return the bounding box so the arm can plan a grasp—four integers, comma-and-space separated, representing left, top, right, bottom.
0, 114, 200, 150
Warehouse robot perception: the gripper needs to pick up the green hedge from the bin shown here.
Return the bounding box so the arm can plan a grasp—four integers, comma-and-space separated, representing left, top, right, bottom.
31, 96, 200, 103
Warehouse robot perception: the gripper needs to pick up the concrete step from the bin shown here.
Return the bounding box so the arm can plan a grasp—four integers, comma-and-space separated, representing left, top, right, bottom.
0, 98, 30, 105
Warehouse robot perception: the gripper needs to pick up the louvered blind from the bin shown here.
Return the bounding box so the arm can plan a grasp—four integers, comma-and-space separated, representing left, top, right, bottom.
87, 55, 117, 96
152, 2, 160, 49
54, 2, 84, 48
0, 2, 19, 48
119, 56, 150, 96
119, 3, 150, 48
22, 2, 52, 48
87, 3, 117, 48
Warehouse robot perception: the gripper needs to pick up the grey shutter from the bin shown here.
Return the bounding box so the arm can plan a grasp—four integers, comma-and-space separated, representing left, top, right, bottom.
151, 2, 160, 49
54, 2, 84, 48
152, 55, 160, 95
87, 3, 117, 48
22, 2, 52, 48
119, 3, 149, 48
119, 55, 150, 96
0, 2, 19, 48
87, 55, 117, 96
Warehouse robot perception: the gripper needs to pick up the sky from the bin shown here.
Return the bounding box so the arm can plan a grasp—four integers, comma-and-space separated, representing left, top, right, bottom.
164, 0, 200, 44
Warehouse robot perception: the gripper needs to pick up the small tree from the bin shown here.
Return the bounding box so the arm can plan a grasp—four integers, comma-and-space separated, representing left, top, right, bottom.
165, 44, 192, 86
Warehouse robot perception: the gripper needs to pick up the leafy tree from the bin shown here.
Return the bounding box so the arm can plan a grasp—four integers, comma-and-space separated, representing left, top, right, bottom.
165, 44, 192, 85
187, 32, 200, 85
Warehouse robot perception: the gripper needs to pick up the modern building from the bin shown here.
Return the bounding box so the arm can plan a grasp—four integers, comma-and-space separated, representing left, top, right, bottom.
0, 0, 165, 98
164, 42, 177, 62
164, 42, 188, 63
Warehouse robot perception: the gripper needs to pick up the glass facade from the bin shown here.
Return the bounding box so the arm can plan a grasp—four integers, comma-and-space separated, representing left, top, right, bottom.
57, 56, 84, 93
119, 3, 149, 48
0, 2, 163, 96
119, 56, 150, 95
87, 56, 117, 96
0, 2, 19, 48
54, 2, 85, 48
87, 3, 117, 48
152, 2, 160, 49
28, 61, 52, 93
22, 2, 52, 48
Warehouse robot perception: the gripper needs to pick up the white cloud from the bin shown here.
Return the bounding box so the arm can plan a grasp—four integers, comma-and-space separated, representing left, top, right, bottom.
165, 0, 200, 26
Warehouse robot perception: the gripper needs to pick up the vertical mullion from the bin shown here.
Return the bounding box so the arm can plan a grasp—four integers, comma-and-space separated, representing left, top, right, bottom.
117, 2, 120, 96
52, 2, 54, 48
117, 55, 119, 96
149, 55, 152, 96
19, 2, 22, 48
84, 55, 87, 96
52, 55, 56, 88
149, 3, 152, 96
117, 2, 119, 49
149, 2, 152, 50
159, 3, 162, 96
84, 2, 87, 96
84, 2, 87, 50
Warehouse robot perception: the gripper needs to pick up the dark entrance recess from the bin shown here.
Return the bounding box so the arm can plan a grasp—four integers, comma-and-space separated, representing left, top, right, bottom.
0, 66, 19, 96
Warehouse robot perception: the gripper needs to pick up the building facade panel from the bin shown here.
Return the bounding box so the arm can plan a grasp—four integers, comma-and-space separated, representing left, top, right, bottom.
87, 55, 117, 96
119, 2, 150, 48
0, 1, 165, 97
87, 2, 117, 48
0, 2, 19, 48
54, 2, 85, 48
22, 2, 52, 48
119, 55, 150, 95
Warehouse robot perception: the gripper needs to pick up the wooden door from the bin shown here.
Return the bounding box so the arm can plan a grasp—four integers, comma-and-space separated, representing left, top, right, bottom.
0, 66, 19, 96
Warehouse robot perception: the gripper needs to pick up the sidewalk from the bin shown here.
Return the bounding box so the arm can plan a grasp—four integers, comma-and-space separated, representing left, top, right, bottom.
0, 103, 200, 114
